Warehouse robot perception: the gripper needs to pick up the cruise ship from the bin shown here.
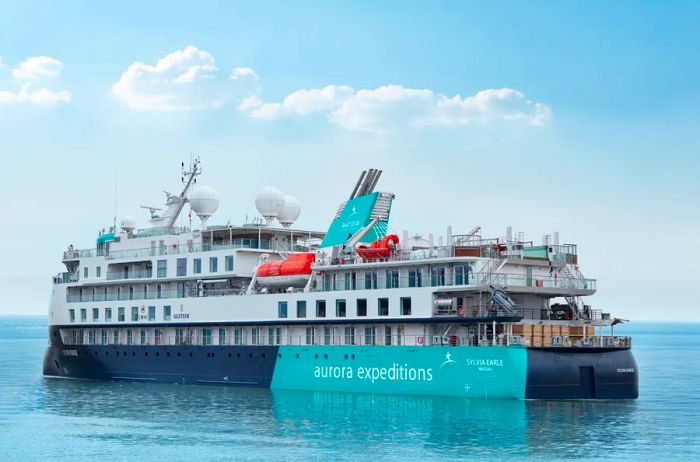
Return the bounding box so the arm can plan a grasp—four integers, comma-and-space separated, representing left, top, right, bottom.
43, 159, 638, 399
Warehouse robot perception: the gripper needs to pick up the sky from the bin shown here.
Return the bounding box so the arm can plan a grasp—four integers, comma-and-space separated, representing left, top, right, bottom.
0, 1, 698, 320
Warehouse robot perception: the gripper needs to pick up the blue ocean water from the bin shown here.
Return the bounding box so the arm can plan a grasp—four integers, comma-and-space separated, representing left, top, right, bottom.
0, 316, 698, 461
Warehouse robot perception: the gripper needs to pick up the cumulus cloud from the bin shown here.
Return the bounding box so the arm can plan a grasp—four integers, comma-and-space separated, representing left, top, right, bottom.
111, 46, 257, 111
242, 84, 551, 132
0, 55, 70, 106
12, 56, 63, 80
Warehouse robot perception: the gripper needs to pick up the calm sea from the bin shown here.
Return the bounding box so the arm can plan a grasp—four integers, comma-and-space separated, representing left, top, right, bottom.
0, 316, 698, 461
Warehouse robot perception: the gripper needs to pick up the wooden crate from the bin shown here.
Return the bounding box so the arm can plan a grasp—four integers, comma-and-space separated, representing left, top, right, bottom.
550, 325, 561, 337
532, 325, 543, 336
560, 326, 570, 336
543, 335, 553, 347
523, 324, 533, 335
512, 325, 524, 335
532, 336, 543, 347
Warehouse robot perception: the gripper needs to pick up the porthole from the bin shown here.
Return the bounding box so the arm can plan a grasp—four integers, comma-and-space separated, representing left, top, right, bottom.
156, 352, 160, 357
344, 354, 348, 359
278, 353, 282, 358
189, 352, 193, 357
177, 352, 181, 357
237, 353, 241, 358
123, 351, 126, 356
324, 354, 328, 359
351, 354, 356, 359
211, 353, 215, 358
94, 352, 98, 356
314, 354, 318, 359
132, 352, 135, 357
106, 351, 109, 356
116, 352, 119, 356
295, 353, 299, 359
206, 353, 210, 358
249, 353, 253, 358
228, 353, 232, 358
145, 352, 148, 357
262, 353, 265, 358
167, 352, 170, 357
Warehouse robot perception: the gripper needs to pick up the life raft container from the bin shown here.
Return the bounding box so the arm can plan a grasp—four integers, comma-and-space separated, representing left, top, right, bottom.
256, 252, 316, 288
355, 234, 400, 261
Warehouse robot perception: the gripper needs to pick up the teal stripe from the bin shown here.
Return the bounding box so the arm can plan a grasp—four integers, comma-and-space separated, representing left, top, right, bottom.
271, 346, 527, 399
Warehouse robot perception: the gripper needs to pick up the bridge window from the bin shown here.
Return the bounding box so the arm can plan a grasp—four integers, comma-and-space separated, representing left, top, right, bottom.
163, 305, 171, 321
278, 301, 288, 318
364, 271, 378, 289
209, 257, 218, 273
378, 298, 389, 316
157, 260, 167, 278
400, 297, 412, 316
193, 258, 202, 274
431, 267, 446, 286
344, 272, 357, 290
225, 255, 234, 272
455, 264, 470, 285
336, 299, 346, 317
316, 300, 326, 318
296, 300, 306, 318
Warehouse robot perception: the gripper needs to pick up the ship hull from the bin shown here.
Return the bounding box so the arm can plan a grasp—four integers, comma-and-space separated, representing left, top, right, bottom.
43, 333, 638, 400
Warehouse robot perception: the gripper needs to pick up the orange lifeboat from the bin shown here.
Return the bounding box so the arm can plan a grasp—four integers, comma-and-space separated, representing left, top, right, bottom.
256, 252, 316, 288
355, 234, 399, 261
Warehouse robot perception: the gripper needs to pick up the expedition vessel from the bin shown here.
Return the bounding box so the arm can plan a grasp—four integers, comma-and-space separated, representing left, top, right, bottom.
44, 160, 638, 399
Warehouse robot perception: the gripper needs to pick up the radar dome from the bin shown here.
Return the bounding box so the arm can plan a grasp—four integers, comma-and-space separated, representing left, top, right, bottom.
255, 186, 284, 223
190, 186, 220, 229
121, 216, 136, 233
278, 195, 301, 227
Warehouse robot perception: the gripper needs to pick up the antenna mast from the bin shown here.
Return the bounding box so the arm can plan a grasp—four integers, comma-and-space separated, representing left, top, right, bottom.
166, 156, 201, 228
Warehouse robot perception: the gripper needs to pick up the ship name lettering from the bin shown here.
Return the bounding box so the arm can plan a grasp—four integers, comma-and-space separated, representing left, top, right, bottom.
174, 313, 190, 319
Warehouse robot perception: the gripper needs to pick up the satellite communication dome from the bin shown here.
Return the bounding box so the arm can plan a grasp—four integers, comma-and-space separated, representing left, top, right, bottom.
190, 186, 220, 229
278, 195, 301, 227
121, 216, 136, 233
255, 186, 284, 223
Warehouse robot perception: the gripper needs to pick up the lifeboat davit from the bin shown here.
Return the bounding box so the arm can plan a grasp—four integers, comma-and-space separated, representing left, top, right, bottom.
256, 252, 316, 288
355, 234, 399, 261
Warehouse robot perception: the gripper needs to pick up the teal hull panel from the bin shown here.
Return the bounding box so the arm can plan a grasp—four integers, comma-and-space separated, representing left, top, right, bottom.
271, 346, 527, 399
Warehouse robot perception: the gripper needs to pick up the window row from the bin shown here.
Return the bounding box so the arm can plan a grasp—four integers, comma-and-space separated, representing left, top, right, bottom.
69, 305, 172, 323
278, 297, 412, 319
320, 265, 471, 291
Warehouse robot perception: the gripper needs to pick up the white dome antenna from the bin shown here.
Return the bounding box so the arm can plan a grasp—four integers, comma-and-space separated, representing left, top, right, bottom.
278, 195, 301, 227
190, 186, 220, 230
121, 216, 136, 234
255, 187, 284, 224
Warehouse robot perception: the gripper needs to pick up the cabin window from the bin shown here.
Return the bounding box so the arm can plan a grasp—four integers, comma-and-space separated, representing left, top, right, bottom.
118, 307, 125, 322
400, 297, 412, 316
268, 327, 281, 345
323, 273, 335, 291
409, 268, 422, 287
202, 328, 212, 345
225, 255, 234, 272
127, 329, 133, 345
96, 266, 101, 278
234, 328, 242, 345
378, 298, 389, 316
344, 327, 355, 345
209, 257, 218, 273
148, 306, 156, 321
105, 307, 112, 322
251, 327, 261, 345
128, 286, 134, 300
324, 327, 332, 345
101, 330, 107, 345
131, 306, 138, 322
385, 270, 399, 289
157, 260, 167, 278
316, 300, 326, 318
69, 309, 75, 323
176, 258, 187, 277
357, 299, 367, 317
365, 327, 376, 345
193, 258, 202, 274
80, 308, 87, 322
113, 330, 119, 344
219, 328, 227, 345
306, 327, 316, 345
385, 326, 392, 345
92, 308, 99, 321
84, 267, 88, 278
157, 284, 162, 299
364, 271, 378, 289
431, 267, 446, 286
278, 301, 288, 318
455, 264, 470, 285
140, 329, 147, 345
163, 305, 171, 321
88, 330, 95, 345
344, 272, 357, 290
336, 299, 346, 317
296, 300, 307, 318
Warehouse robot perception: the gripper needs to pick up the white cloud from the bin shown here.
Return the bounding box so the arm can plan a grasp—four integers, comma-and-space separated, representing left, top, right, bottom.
0, 55, 70, 106
0, 83, 71, 105
111, 46, 256, 111
242, 84, 551, 132
12, 56, 63, 80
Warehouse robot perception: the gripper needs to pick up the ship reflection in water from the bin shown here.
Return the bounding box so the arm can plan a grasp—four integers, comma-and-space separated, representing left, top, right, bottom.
36, 378, 638, 459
